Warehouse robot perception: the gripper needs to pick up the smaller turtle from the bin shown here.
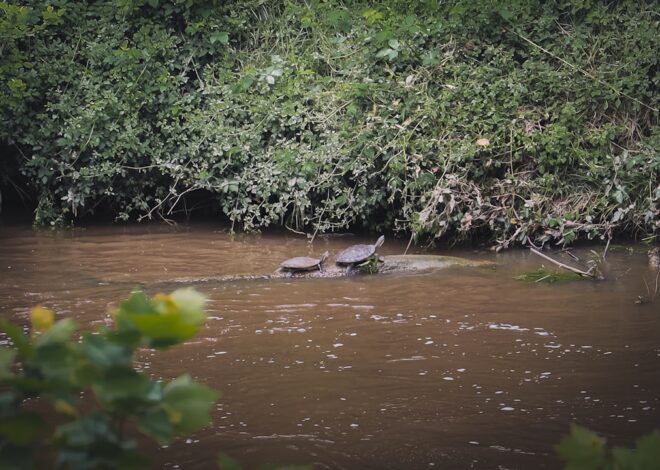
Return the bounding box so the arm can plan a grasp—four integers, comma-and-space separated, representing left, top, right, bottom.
335, 235, 385, 273
279, 251, 330, 277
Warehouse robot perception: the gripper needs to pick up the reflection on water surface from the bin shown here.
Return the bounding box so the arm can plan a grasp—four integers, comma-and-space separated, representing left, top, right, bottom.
0, 223, 658, 469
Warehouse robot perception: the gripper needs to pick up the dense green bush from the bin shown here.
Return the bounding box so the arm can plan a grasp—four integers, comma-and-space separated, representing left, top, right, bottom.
1, 0, 657, 247
0, 288, 217, 469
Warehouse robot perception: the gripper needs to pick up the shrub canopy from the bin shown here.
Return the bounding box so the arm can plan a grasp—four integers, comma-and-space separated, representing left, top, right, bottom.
1, 0, 658, 247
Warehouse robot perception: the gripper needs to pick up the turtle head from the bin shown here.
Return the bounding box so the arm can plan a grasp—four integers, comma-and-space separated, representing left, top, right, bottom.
374, 235, 385, 250
320, 251, 330, 264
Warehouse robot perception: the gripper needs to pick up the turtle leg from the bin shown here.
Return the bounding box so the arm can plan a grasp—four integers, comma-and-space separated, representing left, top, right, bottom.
286, 271, 293, 279
319, 263, 325, 273
346, 264, 353, 275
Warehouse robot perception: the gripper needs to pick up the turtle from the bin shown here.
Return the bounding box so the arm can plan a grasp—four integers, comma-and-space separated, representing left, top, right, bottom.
335, 235, 385, 272
279, 251, 330, 276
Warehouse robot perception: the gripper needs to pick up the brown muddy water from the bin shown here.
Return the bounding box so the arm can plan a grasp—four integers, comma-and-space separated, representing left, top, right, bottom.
0, 223, 659, 469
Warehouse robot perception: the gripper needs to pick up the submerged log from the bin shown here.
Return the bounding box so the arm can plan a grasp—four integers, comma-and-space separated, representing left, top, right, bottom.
164, 255, 493, 285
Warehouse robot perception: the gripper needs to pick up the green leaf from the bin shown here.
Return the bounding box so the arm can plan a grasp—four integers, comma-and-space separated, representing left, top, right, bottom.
136, 407, 174, 445
612, 446, 636, 469
0, 348, 16, 379
210, 32, 229, 45
631, 431, 660, 468
162, 374, 218, 434
115, 289, 207, 348
56, 413, 111, 447
218, 453, 243, 470
0, 442, 35, 470
497, 7, 514, 21
170, 288, 207, 316
376, 48, 397, 60
92, 367, 154, 411
0, 392, 17, 415
35, 319, 77, 347
556, 424, 607, 470
0, 320, 33, 359
80, 334, 132, 370
0, 412, 45, 445
31, 343, 79, 383
55, 412, 144, 469
118, 290, 155, 316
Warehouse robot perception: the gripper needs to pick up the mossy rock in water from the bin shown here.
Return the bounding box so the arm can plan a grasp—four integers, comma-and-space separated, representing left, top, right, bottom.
515, 270, 583, 283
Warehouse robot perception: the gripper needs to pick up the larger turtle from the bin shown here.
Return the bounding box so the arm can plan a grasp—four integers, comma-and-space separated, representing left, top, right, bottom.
279, 251, 329, 276
335, 235, 385, 272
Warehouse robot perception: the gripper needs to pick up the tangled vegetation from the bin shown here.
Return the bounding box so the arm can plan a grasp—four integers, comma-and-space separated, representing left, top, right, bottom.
0, 289, 217, 469
1, 0, 658, 248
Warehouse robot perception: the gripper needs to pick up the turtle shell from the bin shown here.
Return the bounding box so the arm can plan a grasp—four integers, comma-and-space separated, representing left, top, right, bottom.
280, 251, 329, 272
335, 235, 385, 265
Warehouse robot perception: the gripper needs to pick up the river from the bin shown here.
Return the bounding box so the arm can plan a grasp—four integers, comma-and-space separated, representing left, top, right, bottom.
0, 223, 658, 469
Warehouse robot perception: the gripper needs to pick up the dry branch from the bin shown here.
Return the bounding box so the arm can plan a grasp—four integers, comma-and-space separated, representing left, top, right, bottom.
529, 247, 598, 279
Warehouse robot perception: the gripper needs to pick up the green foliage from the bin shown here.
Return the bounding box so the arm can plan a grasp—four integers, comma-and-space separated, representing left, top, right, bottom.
515, 269, 583, 283
0, 288, 218, 469
557, 425, 660, 470
0, 0, 657, 248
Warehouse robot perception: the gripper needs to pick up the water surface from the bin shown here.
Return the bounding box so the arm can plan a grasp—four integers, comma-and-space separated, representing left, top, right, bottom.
0, 223, 658, 469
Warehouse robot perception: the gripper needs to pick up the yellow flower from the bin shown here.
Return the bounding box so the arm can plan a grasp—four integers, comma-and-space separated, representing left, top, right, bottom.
30, 306, 54, 333
54, 399, 79, 417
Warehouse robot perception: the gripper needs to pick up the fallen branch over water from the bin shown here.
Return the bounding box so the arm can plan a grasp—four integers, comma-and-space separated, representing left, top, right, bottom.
529, 247, 598, 279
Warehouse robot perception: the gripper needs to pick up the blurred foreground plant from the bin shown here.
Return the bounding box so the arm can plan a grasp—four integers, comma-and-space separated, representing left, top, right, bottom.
0, 288, 218, 469
557, 424, 660, 470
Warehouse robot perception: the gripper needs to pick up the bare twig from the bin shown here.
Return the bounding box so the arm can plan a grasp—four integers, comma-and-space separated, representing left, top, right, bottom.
285, 224, 307, 236
167, 186, 199, 215
526, 236, 541, 250
602, 232, 612, 260
530, 247, 598, 279
562, 249, 580, 262
404, 233, 414, 255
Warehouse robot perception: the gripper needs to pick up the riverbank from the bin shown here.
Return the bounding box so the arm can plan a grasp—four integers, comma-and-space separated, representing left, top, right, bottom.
1, 1, 657, 249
